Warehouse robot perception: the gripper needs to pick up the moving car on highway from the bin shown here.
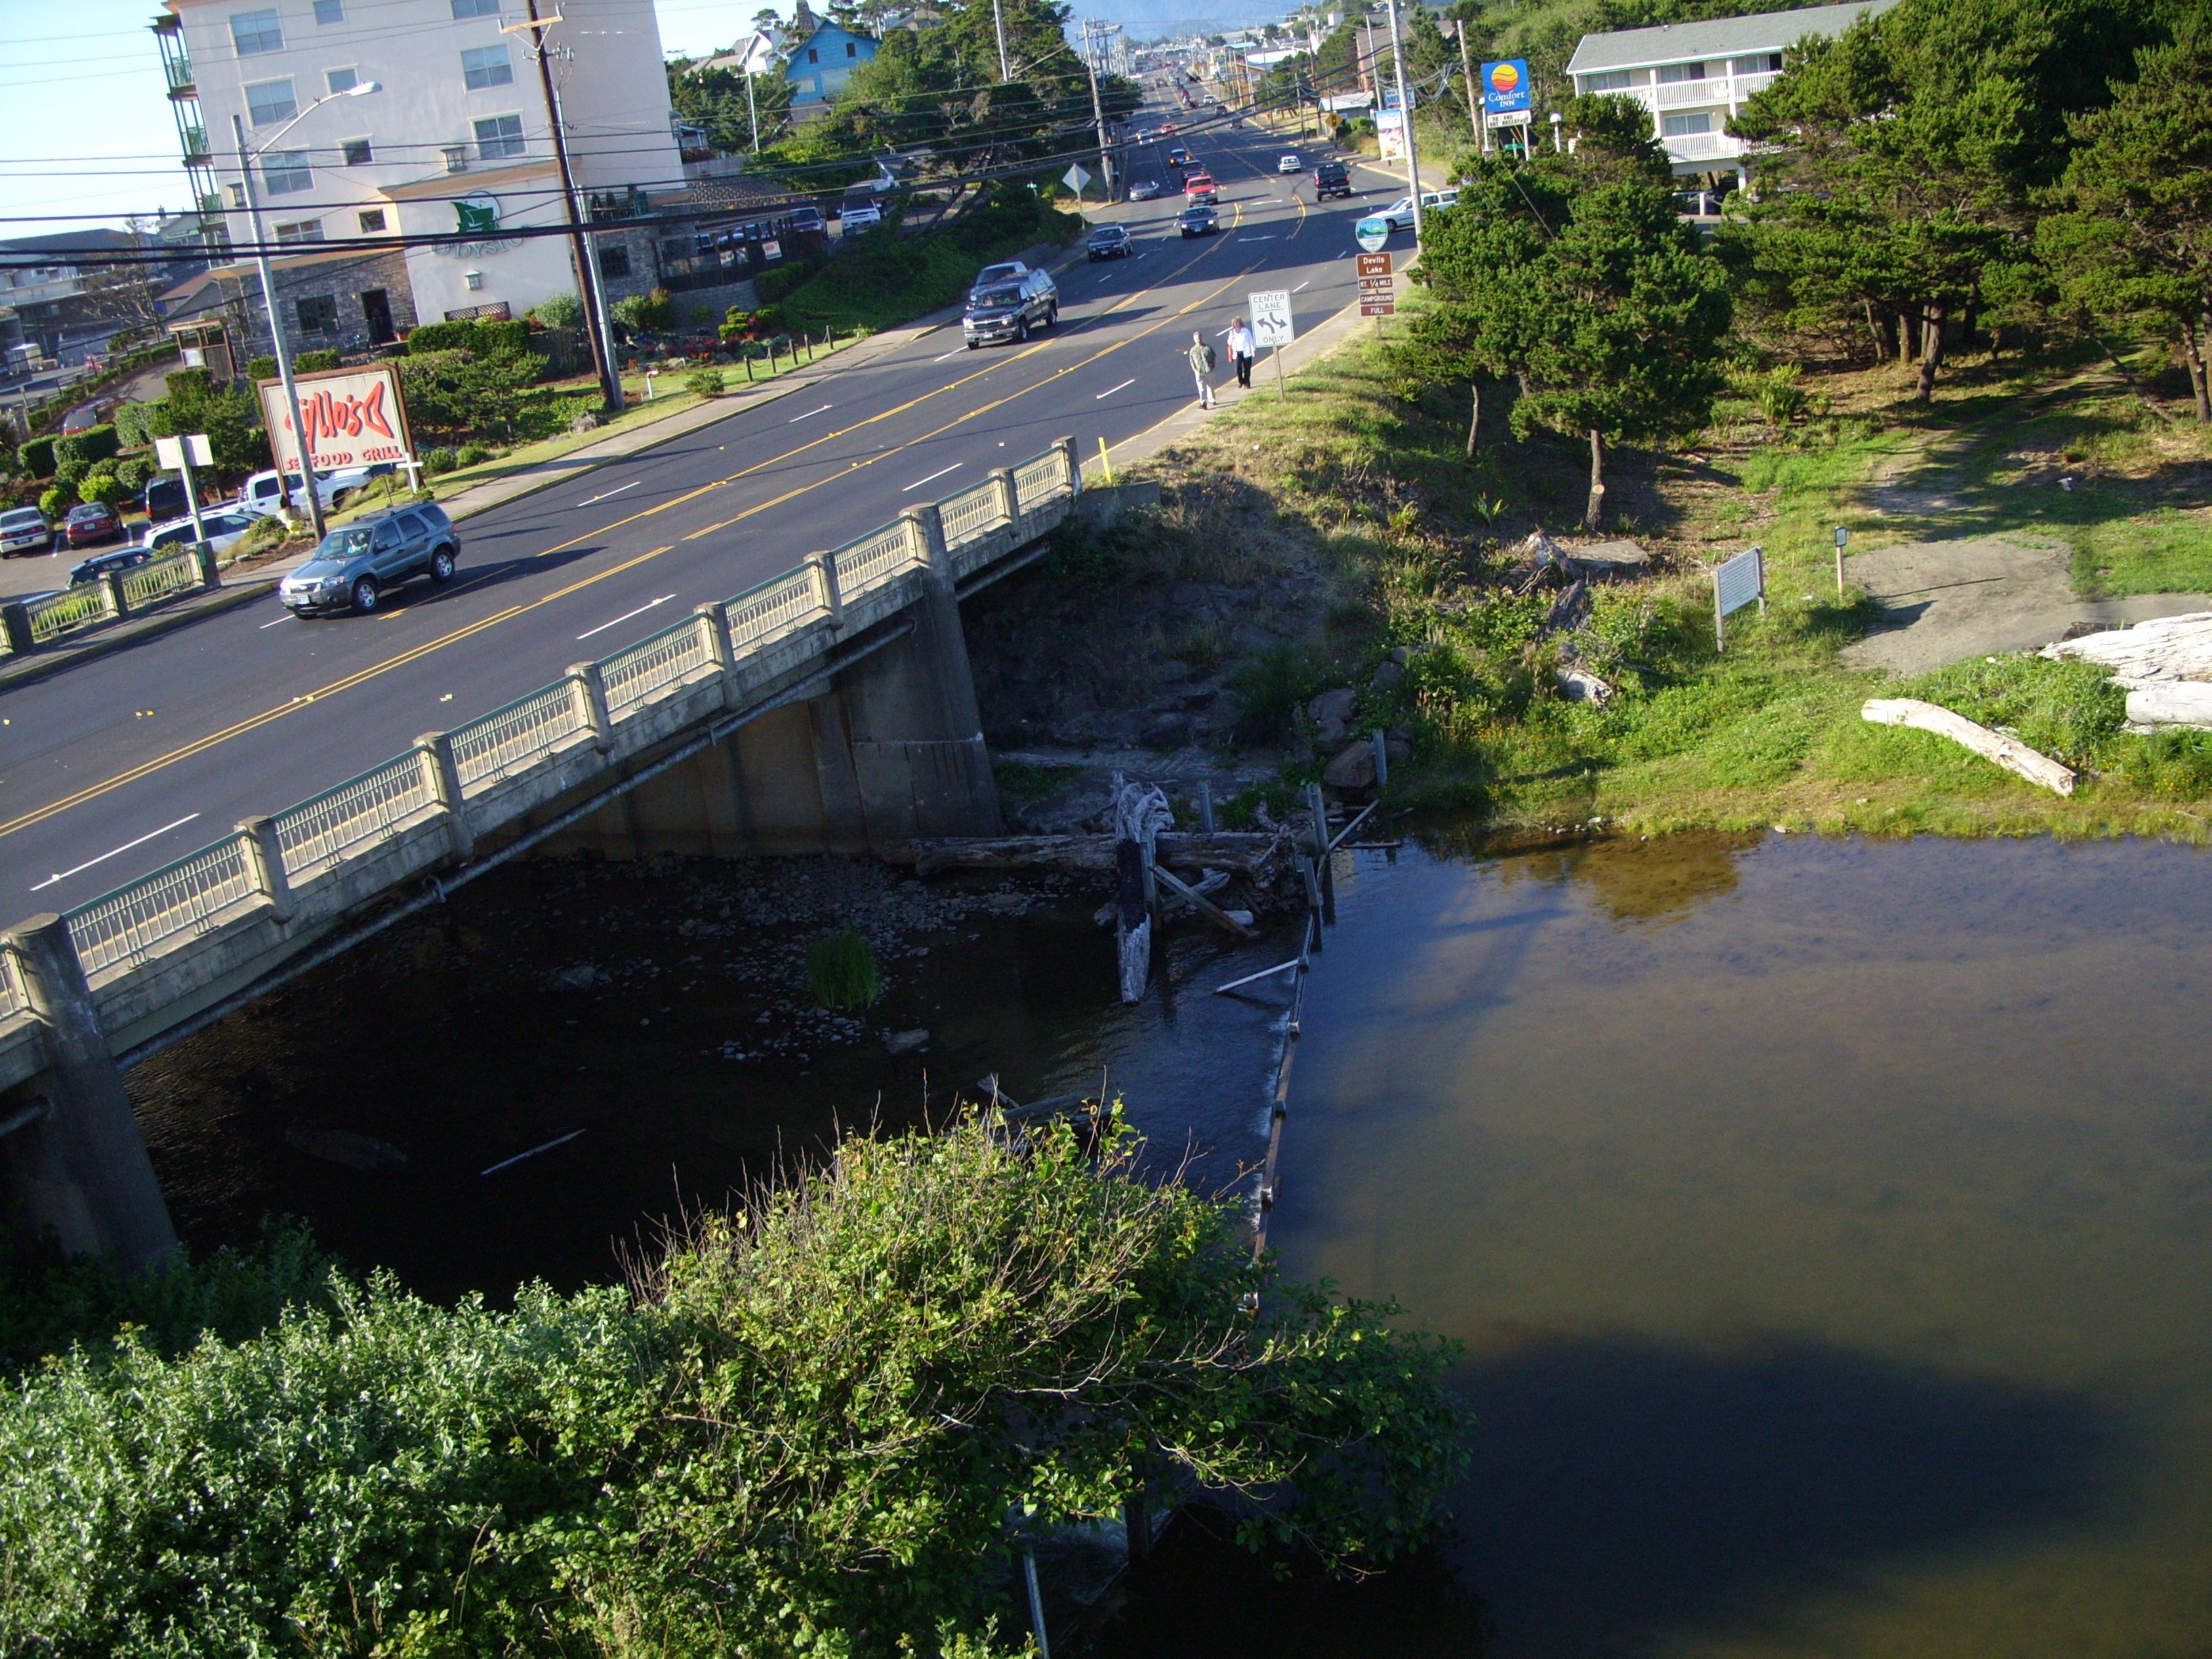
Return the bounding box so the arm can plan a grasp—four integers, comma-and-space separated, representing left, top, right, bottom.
279, 502, 460, 615
61, 501, 123, 548
1374, 188, 1460, 232
1312, 159, 1355, 199
1165, 145, 1191, 168
1086, 224, 1132, 260
0, 506, 51, 556
1176, 203, 1220, 237
1277, 153, 1303, 171
962, 267, 1059, 347
1128, 178, 1162, 201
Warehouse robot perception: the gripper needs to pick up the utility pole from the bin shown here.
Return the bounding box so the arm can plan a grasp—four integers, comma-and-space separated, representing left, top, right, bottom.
1385, 0, 1424, 243
993, 0, 1011, 80
1452, 18, 1483, 151
746, 70, 761, 152
1083, 21, 1118, 200
232, 110, 331, 541
518, 0, 622, 414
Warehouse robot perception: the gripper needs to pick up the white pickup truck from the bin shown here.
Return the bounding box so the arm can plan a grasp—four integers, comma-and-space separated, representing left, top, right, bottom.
239, 462, 392, 519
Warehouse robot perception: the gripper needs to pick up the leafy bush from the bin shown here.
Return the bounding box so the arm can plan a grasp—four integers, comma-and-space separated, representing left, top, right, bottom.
79, 474, 127, 510
1231, 644, 1328, 746
530, 291, 584, 329
19, 435, 54, 478
394, 350, 542, 443
405, 318, 532, 358
112, 402, 158, 449
52, 457, 88, 489
456, 442, 492, 466
52, 425, 118, 471
37, 483, 72, 518
0, 1118, 1468, 1658
754, 262, 815, 304
244, 355, 279, 382
421, 445, 459, 477
146, 371, 270, 476
293, 348, 342, 372
112, 455, 155, 493
611, 287, 676, 335
684, 365, 726, 398
806, 926, 880, 1008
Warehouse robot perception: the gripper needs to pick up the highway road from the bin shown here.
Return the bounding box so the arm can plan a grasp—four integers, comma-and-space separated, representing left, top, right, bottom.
0, 110, 1412, 918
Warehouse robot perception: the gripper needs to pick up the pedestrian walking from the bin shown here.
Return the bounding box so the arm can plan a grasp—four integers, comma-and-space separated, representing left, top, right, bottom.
1227, 317, 1256, 390
1185, 331, 1218, 409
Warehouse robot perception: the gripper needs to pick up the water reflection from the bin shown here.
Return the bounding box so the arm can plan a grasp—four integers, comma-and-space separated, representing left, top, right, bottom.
1275, 831, 2212, 1658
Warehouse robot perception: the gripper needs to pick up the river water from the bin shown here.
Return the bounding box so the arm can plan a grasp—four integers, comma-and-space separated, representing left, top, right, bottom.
129, 832, 2212, 1654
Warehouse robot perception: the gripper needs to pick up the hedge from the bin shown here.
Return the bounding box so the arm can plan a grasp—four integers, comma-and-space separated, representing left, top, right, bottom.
19, 436, 54, 479
113, 402, 159, 449
293, 349, 342, 372
52, 426, 119, 472
404, 318, 532, 357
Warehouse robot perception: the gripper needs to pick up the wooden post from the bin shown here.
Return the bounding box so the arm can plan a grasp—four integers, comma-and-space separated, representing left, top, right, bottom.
1834, 525, 1848, 599
1115, 836, 1149, 1003
1198, 781, 1216, 833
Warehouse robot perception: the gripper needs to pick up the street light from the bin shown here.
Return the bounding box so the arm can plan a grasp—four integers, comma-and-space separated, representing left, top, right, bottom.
230, 79, 380, 542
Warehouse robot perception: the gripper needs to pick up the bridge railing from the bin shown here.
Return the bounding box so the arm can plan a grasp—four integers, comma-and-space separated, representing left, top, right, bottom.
47, 438, 1079, 1003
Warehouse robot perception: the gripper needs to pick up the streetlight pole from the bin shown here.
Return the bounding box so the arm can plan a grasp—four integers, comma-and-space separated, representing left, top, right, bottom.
230, 85, 377, 542
1385, 0, 1424, 245
518, 0, 623, 415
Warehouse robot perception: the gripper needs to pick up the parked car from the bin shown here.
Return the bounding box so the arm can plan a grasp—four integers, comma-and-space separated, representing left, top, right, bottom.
1277, 153, 1303, 172
239, 463, 387, 520
789, 205, 825, 234
0, 505, 51, 556
1176, 203, 1220, 237
1375, 188, 1460, 232
1128, 178, 1163, 201
142, 506, 272, 559
279, 503, 460, 615
962, 267, 1059, 347
1086, 224, 1132, 260
61, 501, 123, 548
59, 399, 118, 435
1312, 159, 1355, 199
143, 474, 190, 524
68, 547, 151, 586
841, 203, 884, 232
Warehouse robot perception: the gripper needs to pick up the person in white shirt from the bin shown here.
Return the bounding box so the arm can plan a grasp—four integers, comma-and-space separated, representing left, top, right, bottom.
1227, 318, 1256, 389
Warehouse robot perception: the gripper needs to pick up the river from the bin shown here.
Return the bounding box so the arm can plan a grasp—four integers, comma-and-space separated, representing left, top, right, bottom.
127, 832, 2212, 1655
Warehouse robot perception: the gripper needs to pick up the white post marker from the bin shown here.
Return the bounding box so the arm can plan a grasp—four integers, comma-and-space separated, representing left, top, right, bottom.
1834, 524, 1848, 598
153, 432, 213, 546
1250, 290, 1294, 399
1713, 544, 1766, 652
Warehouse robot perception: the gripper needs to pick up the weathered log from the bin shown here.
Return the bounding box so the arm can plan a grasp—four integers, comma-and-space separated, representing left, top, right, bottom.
1861, 697, 2076, 794
2041, 612, 2212, 680
903, 833, 1284, 877
2121, 679, 2212, 729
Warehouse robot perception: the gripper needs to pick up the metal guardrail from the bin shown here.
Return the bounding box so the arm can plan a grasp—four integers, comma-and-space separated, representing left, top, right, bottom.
42, 443, 1080, 998
119, 549, 202, 612
26, 586, 117, 645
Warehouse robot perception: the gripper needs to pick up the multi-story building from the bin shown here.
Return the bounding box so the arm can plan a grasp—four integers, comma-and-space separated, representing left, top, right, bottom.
148, 0, 686, 346
1565, 0, 1896, 183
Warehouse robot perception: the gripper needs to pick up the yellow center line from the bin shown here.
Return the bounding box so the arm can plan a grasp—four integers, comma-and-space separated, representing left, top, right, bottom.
0, 235, 1272, 848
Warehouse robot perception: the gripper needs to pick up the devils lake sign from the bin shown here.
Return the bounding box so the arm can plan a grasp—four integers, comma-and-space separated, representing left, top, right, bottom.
256, 362, 416, 477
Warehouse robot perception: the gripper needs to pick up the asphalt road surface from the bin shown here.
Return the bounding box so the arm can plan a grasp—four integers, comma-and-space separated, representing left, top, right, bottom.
0, 112, 1408, 918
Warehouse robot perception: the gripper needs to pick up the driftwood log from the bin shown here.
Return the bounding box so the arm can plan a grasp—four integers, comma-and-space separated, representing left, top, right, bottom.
901, 834, 1288, 878
2041, 613, 2212, 680
1861, 698, 2076, 795
2120, 680, 2212, 728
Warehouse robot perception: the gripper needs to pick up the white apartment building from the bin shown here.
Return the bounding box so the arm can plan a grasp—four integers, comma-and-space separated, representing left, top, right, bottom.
156, 0, 683, 331
1565, 0, 1896, 180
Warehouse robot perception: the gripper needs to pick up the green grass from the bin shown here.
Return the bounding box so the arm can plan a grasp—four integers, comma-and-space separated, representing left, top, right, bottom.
806, 927, 882, 1010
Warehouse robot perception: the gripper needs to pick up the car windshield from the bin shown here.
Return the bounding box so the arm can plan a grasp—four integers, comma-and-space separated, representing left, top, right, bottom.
67, 505, 105, 519
311, 527, 373, 561
972, 285, 1022, 308
1, 509, 43, 528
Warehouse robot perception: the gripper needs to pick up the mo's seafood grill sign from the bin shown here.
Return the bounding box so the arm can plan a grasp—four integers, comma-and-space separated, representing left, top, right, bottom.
255, 363, 416, 477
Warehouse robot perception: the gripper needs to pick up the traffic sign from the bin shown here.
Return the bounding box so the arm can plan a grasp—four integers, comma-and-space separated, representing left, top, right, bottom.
1248, 290, 1294, 350
1359, 297, 1397, 317
1355, 218, 1391, 253
1062, 163, 1092, 195
1356, 251, 1393, 279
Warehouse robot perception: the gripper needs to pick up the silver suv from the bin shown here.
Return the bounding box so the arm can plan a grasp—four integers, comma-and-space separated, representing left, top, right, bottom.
279, 503, 459, 615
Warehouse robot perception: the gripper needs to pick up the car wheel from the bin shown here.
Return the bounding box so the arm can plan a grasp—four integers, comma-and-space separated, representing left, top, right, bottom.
350, 575, 380, 613
1046, 304, 1059, 325
1015, 319, 1029, 342
429, 547, 456, 583
967, 340, 981, 350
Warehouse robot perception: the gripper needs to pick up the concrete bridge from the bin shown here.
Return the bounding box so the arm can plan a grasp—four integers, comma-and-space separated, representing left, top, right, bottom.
0, 440, 1097, 1265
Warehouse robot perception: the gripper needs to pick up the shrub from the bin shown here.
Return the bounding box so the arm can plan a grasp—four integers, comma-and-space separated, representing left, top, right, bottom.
112, 402, 159, 449
111, 455, 155, 493
806, 926, 880, 1008
244, 355, 279, 382
683, 366, 726, 398
79, 474, 127, 509
19, 435, 54, 478
293, 349, 342, 372
52, 425, 119, 472
421, 445, 459, 477
530, 291, 584, 329
455, 442, 492, 467
52, 458, 88, 490
37, 483, 73, 518
405, 318, 531, 359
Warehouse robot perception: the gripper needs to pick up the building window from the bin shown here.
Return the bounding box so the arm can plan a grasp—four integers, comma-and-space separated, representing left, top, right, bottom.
1584, 69, 1631, 91
464, 270, 485, 291
846, 40, 857, 56
1658, 60, 1708, 83
1662, 110, 1714, 135
442, 146, 470, 172
226, 182, 247, 208
246, 78, 298, 126
598, 243, 631, 279
274, 219, 325, 243
230, 7, 285, 55
295, 295, 339, 333
314, 0, 344, 22
358, 207, 387, 232
474, 114, 525, 159
1735, 52, 1783, 74
462, 44, 514, 89
342, 136, 373, 165
262, 150, 312, 194
327, 66, 358, 93
807, 47, 819, 62
451, 0, 502, 14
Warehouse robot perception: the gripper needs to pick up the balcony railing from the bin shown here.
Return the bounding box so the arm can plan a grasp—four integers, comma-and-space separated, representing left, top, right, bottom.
1662, 130, 1747, 160
163, 56, 195, 97
180, 126, 210, 165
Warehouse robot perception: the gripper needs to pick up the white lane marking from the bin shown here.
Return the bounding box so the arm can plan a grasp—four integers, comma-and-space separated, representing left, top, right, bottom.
903, 462, 964, 491
1292, 279, 1311, 293
260, 613, 293, 628
1094, 378, 1136, 400
33, 813, 201, 891
931, 348, 966, 362
576, 593, 676, 640
786, 403, 833, 423
575, 480, 640, 508
1239, 235, 1278, 242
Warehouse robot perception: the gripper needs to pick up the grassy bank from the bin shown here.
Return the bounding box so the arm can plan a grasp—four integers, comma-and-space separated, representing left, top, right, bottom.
1090, 314, 2212, 840
774, 190, 1083, 335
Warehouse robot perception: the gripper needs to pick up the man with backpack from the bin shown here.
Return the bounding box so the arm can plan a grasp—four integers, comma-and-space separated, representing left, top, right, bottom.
1185, 331, 1218, 409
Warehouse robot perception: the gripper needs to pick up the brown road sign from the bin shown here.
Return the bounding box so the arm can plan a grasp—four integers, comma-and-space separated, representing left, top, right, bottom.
1356, 251, 1393, 279
1360, 298, 1397, 316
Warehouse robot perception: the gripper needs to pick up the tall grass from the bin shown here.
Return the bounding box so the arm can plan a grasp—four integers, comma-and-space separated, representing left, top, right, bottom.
807, 927, 882, 1010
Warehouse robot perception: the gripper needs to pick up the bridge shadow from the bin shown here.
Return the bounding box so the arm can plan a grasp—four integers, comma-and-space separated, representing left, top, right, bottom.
1442, 1331, 2118, 1656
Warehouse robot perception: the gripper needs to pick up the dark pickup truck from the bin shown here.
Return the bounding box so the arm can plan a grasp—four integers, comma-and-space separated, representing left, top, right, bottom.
1313, 160, 1355, 200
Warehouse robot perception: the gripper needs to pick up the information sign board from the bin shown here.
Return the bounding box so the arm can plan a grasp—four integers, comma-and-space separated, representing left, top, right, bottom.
256, 362, 414, 479
1712, 544, 1765, 650
1248, 291, 1294, 350
1481, 58, 1531, 115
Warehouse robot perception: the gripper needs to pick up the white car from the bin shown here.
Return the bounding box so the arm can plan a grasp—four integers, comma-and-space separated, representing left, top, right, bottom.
141, 505, 274, 558
239, 464, 383, 520
0, 505, 52, 556
1376, 188, 1460, 232
1277, 153, 1303, 172
840, 203, 883, 231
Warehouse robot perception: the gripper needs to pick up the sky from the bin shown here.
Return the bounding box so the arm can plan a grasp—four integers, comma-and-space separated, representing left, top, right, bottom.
0, 0, 1269, 244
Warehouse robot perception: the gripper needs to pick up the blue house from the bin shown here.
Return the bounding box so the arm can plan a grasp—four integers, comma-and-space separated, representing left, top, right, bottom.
785, 24, 879, 112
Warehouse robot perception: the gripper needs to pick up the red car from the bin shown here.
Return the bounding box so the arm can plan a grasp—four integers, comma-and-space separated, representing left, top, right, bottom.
62, 501, 123, 548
